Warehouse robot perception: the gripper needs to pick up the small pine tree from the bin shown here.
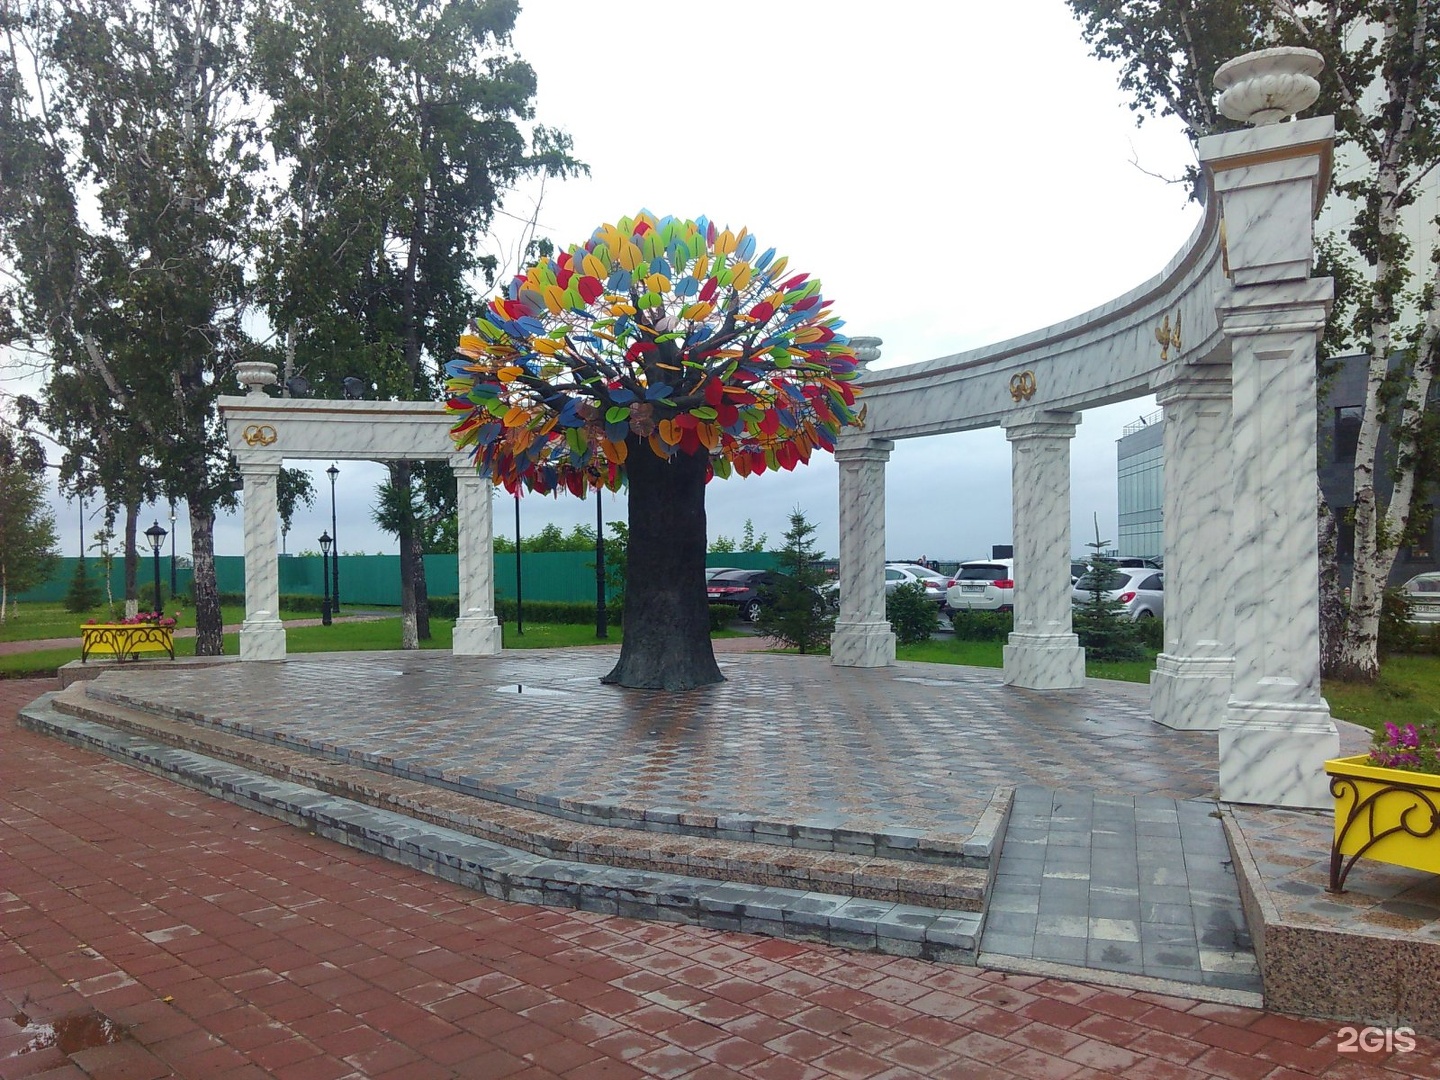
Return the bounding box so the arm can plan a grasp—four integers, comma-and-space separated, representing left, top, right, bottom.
63, 559, 103, 613
1073, 516, 1144, 662
755, 508, 834, 654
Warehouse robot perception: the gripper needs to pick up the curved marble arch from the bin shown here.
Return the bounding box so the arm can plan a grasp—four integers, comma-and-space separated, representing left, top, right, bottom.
833, 114, 1340, 809
217, 397, 503, 662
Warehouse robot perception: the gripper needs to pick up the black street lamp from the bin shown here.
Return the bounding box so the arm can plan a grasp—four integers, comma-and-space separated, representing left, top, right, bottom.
168, 501, 178, 598
595, 491, 607, 639
326, 463, 340, 613
144, 520, 167, 614
319, 531, 333, 626
514, 493, 523, 636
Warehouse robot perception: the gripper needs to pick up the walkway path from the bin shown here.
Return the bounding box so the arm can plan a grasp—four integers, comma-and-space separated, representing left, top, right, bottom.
2, 677, 1432, 1079
0, 614, 388, 657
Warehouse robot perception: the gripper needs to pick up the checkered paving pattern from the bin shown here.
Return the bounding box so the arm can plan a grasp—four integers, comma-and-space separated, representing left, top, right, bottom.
981, 787, 1261, 997
81, 650, 1218, 851
3, 681, 1436, 1080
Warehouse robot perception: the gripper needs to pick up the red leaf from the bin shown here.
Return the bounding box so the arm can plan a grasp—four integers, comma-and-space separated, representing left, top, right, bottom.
704, 379, 724, 407
577, 276, 604, 304
699, 277, 718, 302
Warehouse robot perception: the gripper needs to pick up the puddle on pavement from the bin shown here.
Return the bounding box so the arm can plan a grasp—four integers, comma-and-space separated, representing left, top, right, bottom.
490, 683, 568, 697
8, 1009, 126, 1056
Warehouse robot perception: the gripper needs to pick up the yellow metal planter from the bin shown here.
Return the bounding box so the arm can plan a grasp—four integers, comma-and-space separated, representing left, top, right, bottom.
80, 623, 176, 663
1326, 755, 1440, 891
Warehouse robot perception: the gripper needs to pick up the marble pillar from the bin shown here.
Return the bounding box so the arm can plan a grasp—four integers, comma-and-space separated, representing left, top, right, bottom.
1216, 281, 1338, 806
1150, 364, 1235, 730
452, 465, 503, 656
239, 460, 286, 660
1199, 103, 1339, 808
1002, 412, 1085, 689
831, 440, 896, 667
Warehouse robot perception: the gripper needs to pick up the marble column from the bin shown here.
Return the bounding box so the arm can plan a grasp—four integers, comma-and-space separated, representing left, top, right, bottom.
1217, 281, 1338, 806
1150, 364, 1235, 730
452, 463, 503, 656
239, 459, 286, 660
831, 440, 896, 667
1198, 91, 1339, 808
1002, 412, 1085, 689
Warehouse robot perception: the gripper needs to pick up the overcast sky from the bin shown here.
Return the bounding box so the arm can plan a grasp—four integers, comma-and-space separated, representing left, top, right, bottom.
25, 0, 1203, 563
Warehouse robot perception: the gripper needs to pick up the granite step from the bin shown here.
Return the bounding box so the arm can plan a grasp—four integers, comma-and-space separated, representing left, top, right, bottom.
21, 690, 987, 963
77, 677, 1007, 869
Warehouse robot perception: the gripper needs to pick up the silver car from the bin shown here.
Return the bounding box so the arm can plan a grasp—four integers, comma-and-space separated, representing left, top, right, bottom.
1402, 571, 1440, 624
1072, 567, 1164, 620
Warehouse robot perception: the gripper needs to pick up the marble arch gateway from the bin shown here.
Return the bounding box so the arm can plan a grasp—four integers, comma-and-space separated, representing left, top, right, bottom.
221, 49, 1339, 810
831, 50, 1340, 809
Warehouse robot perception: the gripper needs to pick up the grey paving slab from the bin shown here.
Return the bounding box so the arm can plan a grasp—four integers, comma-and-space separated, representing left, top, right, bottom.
981, 784, 1262, 996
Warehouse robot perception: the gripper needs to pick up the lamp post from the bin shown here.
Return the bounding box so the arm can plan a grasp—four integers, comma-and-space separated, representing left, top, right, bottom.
326, 464, 340, 613
514, 493, 523, 636
144, 520, 167, 614
168, 501, 178, 598
595, 491, 607, 639
319, 531, 333, 626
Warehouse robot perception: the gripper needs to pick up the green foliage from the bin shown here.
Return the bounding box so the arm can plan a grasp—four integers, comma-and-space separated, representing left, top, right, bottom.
277, 469, 316, 550
1073, 519, 1144, 662
886, 582, 939, 646
739, 519, 768, 554
63, 560, 104, 614
710, 535, 737, 554
709, 604, 739, 632
602, 520, 628, 610
0, 432, 59, 611
946, 609, 1013, 642
754, 509, 832, 654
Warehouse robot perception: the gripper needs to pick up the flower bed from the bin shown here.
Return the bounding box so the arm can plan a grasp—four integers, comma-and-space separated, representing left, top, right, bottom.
81, 613, 177, 663
1326, 722, 1440, 891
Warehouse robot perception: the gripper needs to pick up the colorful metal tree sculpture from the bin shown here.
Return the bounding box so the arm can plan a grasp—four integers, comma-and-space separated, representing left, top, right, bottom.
446, 211, 864, 689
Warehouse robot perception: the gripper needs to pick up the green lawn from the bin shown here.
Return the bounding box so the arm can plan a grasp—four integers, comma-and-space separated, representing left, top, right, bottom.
0, 601, 312, 644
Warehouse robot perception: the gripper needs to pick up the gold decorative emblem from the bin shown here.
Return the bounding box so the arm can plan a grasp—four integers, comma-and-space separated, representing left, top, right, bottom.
1008, 370, 1037, 402
1219, 217, 1230, 276
242, 424, 278, 447
1155, 311, 1183, 362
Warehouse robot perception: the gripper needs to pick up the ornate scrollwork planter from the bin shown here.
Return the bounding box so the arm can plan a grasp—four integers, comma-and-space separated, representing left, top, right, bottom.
1326, 755, 1440, 892
81, 623, 176, 663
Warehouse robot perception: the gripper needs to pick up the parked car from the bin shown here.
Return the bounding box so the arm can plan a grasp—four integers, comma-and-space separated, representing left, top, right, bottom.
885, 564, 948, 606
705, 566, 742, 582
705, 569, 780, 622
946, 559, 1015, 613
820, 564, 948, 609
1401, 571, 1440, 624
1071, 567, 1165, 620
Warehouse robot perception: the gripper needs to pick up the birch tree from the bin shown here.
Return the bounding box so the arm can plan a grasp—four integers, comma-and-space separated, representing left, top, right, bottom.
1066, 0, 1438, 681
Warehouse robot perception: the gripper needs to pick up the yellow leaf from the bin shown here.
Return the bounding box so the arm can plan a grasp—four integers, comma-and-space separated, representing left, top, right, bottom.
503, 405, 529, 427
691, 254, 709, 280
531, 337, 562, 355
601, 436, 628, 463
543, 284, 568, 314
659, 418, 680, 444
618, 241, 643, 272
582, 252, 608, 278
730, 262, 752, 291
681, 301, 714, 321
458, 333, 485, 354
697, 423, 719, 450
644, 273, 671, 294
714, 228, 736, 256
496, 367, 522, 383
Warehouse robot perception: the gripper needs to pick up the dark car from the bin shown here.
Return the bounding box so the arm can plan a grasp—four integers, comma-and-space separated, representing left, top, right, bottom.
705, 569, 780, 622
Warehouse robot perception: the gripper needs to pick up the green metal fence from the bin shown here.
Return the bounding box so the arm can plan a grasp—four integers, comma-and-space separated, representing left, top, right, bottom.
17, 551, 778, 607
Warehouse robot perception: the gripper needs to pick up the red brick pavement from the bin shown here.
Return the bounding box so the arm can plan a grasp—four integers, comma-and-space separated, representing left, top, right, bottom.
2, 676, 1435, 1080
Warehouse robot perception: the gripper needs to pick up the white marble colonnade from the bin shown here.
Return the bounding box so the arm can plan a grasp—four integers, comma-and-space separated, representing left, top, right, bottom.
830, 48, 1342, 809
220, 386, 504, 661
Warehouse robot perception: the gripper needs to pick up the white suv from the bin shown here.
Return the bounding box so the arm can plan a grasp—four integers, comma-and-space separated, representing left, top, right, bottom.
945, 559, 1015, 613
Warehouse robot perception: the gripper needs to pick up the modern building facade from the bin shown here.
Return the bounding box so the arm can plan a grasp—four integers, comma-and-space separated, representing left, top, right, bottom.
1117, 355, 1438, 581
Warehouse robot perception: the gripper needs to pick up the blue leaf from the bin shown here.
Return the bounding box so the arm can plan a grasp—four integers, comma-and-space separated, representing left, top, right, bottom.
645, 383, 673, 401
609, 387, 637, 404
